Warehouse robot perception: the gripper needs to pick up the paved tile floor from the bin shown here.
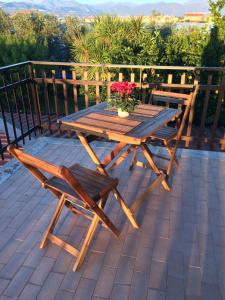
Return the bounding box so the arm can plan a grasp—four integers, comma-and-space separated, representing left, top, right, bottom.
0, 137, 225, 300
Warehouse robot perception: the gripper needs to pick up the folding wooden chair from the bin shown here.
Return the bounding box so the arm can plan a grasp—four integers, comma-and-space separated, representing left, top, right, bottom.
130, 84, 199, 178
8, 144, 133, 271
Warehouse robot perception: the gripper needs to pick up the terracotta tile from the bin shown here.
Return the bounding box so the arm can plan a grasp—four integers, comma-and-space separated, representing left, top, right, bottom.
19, 284, 40, 300
94, 266, 116, 298
3, 267, 33, 298
36, 272, 64, 300
29, 256, 55, 285
114, 256, 135, 285
73, 278, 96, 300
83, 252, 105, 280
147, 289, 165, 300
148, 260, 167, 290
111, 284, 130, 300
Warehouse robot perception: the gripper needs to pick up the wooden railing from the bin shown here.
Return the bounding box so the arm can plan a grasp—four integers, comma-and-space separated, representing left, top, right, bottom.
0, 61, 225, 161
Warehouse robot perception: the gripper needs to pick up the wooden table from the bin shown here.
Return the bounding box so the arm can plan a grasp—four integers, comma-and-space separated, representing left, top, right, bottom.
59, 102, 180, 212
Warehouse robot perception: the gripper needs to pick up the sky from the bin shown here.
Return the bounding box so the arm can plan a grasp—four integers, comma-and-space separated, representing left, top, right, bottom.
77, 0, 190, 3
3, 0, 191, 3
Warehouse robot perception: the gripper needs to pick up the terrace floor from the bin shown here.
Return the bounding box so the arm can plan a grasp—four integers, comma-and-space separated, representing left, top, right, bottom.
0, 137, 225, 300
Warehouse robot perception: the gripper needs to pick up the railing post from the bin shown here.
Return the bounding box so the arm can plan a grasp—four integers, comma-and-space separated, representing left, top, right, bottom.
185, 79, 199, 148
198, 74, 213, 148
28, 62, 42, 132
0, 92, 10, 146
0, 136, 4, 160
210, 75, 225, 150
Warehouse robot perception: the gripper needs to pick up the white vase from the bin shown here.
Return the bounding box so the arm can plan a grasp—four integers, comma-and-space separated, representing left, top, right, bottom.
118, 108, 129, 118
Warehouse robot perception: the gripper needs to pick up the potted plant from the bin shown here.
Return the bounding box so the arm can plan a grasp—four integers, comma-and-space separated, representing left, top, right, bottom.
107, 81, 138, 117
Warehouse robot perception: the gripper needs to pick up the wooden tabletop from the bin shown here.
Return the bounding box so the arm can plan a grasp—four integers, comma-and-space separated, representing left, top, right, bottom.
58, 102, 181, 145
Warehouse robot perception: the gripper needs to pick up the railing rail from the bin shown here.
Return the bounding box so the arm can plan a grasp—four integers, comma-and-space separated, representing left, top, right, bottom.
30, 61, 225, 71
0, 61, 225, 162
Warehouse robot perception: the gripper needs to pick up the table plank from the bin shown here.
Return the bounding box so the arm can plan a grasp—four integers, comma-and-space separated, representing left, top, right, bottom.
106, 104, 165, 118
74, 112, 143, 135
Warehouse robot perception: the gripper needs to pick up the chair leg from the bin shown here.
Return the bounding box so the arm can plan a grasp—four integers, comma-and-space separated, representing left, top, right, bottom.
40, 193, 66, 249
164, 140, 179, 166
140, 143, 170, 191
129, 146, 138, 171
72, 196, 108, 271
113, 188, 139, 229
167, 148, 178, 178
73, 212, 100, 271
166, 139, 180, 178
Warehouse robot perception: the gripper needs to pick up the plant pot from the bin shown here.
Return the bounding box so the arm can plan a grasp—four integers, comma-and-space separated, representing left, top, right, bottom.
118, 108, 129, 118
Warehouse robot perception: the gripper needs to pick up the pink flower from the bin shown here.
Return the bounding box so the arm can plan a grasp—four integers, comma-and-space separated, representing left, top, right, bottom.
111, 81, 136, 95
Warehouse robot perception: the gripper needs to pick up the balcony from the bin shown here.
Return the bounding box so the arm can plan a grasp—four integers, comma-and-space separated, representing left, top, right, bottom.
0, 61, 225, 299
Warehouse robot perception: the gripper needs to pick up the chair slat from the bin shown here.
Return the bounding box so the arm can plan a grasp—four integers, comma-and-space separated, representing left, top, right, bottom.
151, 89, 192, 100
8, 145, 63, 178
152, 95, 189, 106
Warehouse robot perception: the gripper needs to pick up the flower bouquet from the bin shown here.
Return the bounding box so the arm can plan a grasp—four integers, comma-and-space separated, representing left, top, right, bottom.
107, 81, 138, 117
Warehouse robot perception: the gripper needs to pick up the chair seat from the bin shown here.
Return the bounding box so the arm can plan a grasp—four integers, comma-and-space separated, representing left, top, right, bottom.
45, 164, 118, 202
150, 126, 178, 141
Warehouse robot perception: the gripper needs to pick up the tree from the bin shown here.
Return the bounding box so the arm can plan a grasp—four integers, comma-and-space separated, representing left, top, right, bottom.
64, 16, 87, 43
12, 11, 43, 38
11, 11, 63, 60
0, 9, 64, 66
151, 10, 162, 17
0, 34, 48, 66
201, 0, 225, 66
72, 15, 162, 66
0, 9, 11, 34
164, 27, 209, 66
209, 0, 225, 36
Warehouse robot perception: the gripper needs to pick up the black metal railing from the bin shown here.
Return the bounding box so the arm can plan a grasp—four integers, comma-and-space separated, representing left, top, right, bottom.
0, 62, 40, 160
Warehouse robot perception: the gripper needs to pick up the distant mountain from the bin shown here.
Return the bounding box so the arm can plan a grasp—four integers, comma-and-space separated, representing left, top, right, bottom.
0, 0, 101, 15
94, 1, 209, 16
0, 1, 45, 12
0, 0, 209, 16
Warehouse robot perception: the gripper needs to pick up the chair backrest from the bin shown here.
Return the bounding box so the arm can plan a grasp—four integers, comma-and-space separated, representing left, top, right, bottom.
8, 145, 63, 178
7, 145, 97, 209
150, 84, 199, 140
150, 86, 195, 107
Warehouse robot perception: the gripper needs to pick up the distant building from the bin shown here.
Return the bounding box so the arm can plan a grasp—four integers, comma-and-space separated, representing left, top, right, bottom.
83, 16, 95, 23
82, 15, 179, 24
11, 9, 48, 16
147, 15, 179, 24
11, 9, 34, 16
118, 15, 179, 24
184, 12, 207, 22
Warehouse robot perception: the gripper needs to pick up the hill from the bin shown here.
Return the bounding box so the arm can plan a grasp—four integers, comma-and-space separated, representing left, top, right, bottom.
0, 0, 209, 16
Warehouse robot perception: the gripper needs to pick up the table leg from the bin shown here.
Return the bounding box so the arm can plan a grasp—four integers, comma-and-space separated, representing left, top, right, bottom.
76, 132, 139, 229
108, 145, 134, 170
101, 142, 128, 167
77, 132, 107, 175
129, 143, 171, 213
140, 143, 170, 191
